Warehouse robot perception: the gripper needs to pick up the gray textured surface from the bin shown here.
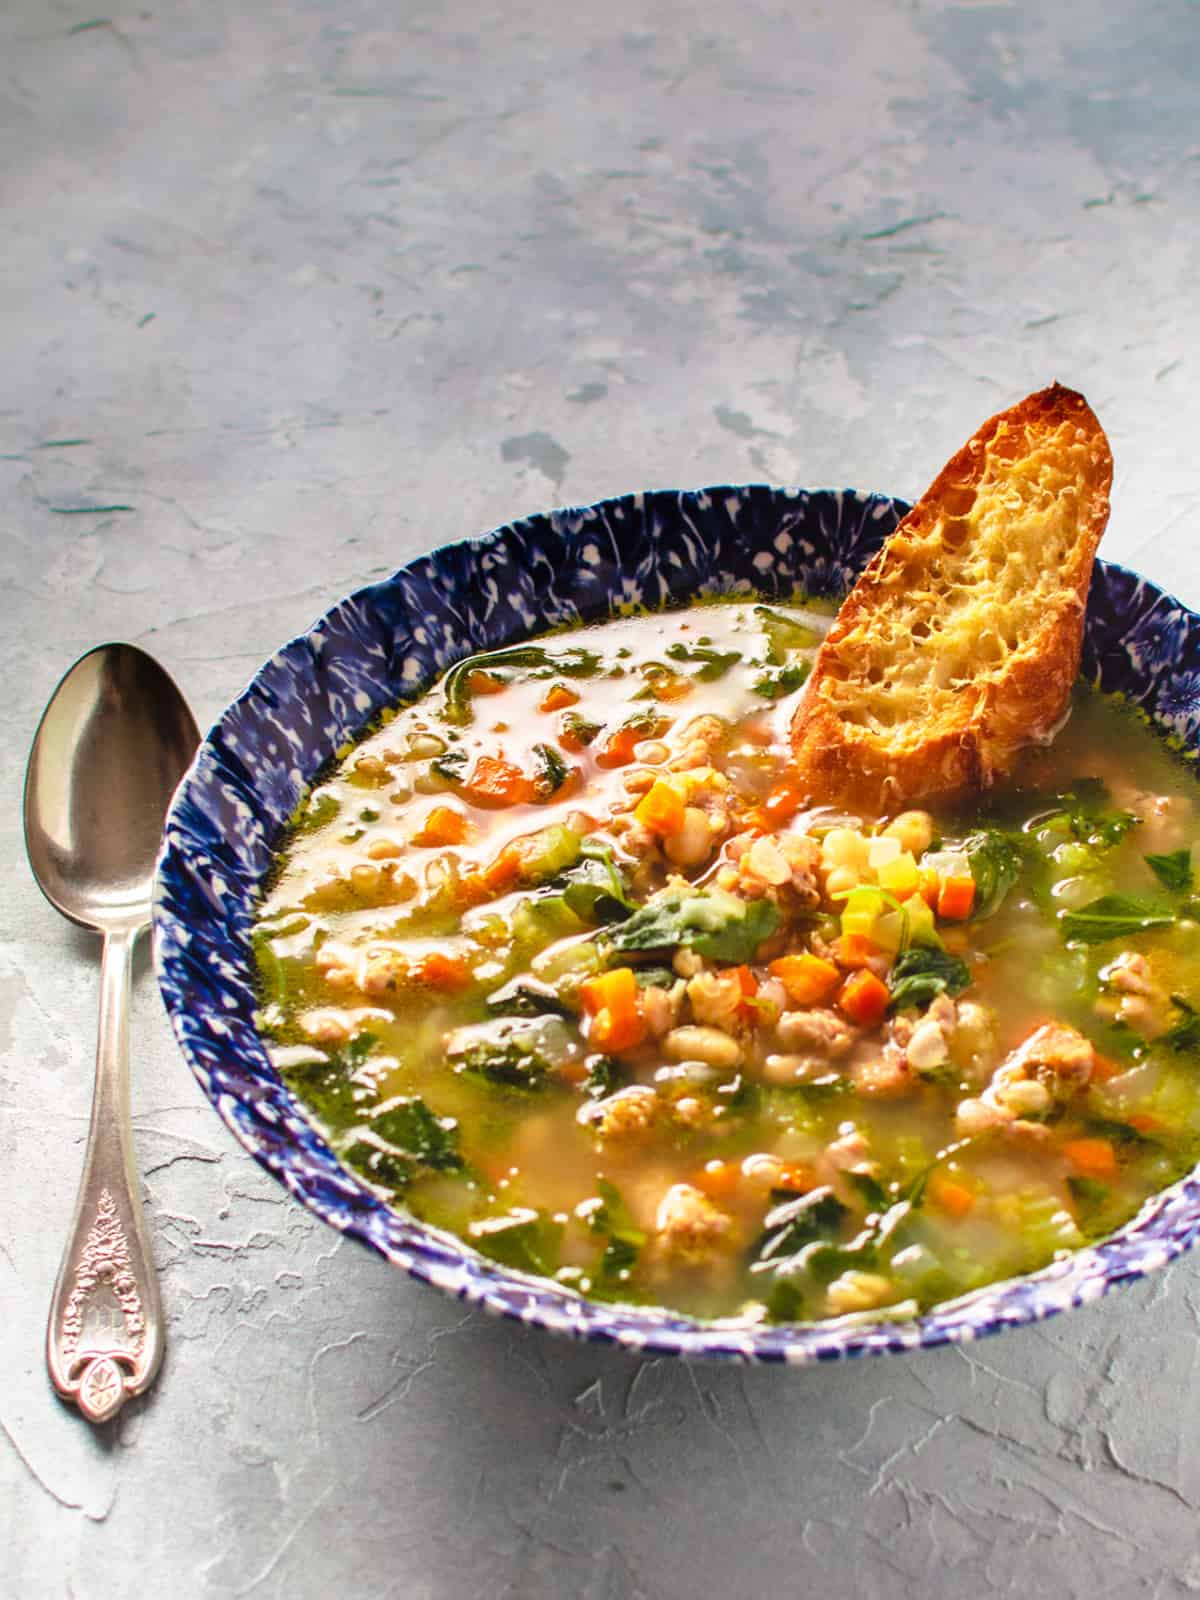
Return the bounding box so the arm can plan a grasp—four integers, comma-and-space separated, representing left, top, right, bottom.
4, 1, 1200, 1594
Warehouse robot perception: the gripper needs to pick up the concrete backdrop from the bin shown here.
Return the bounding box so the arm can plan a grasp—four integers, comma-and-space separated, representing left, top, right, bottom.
3, 2, 1200, 1595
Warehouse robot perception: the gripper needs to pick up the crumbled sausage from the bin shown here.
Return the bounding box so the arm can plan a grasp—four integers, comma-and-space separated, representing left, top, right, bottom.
654, 1183, 732, 1262
776, 1008, 857, 1059
579, 1085, 661, 1141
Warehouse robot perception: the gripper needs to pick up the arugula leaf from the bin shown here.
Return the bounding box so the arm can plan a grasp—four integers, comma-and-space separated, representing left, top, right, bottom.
964, 830, 1023, 920
664, 642, 741, 680
369, 1096, 463, 1171
888, 947, 971, 1011
1146, 849, 1194, 894
1060, 894, 1176, 944
752, 662, 811, 700
609, 888, 781, 964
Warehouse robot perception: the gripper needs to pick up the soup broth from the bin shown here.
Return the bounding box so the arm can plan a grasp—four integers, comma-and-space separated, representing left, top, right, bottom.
253, 600, 1200, 1325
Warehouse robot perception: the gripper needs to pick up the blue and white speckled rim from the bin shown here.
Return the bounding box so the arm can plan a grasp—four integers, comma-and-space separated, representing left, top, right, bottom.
153, 484, 1200, 1362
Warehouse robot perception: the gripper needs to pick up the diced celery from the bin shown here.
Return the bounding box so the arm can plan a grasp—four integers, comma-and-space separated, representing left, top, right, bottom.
520, 824, 583, 883
904, 896, 940, 949
841, 887, 885, 940
531, 934, 605, 983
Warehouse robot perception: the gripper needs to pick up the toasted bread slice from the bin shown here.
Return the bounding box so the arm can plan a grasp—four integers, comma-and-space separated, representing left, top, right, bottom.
790, 383, 1113, 813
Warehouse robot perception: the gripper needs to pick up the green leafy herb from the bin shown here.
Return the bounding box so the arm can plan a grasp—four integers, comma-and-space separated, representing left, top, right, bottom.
1165, 995, 1200, 1053
1060, 894, 1176, 944
632, 964, 677, 989
585, 1180, 646, 1281
663, 642, 741, 680
751, 1187, 848, 1269
584, 1055, 623, 1099
1037, 780, 1139, 849
843, 1170, 891, 1214
609, 887, 781, 964
485, 976, 575, 1019
431, 747, 469, 783
292, 791, 340, 835
751, 662, 811, 700
369, 1096, 463, 1171
446, 1016, 574, 1088
442, 644, 601, 725
1080, 1114, 1159, 1147
1146, 849, 1194, 894
1067, 1175, 1112, 1215
888, 947, 971, 1011
559, 711, 602, 747
754, 605, 821, 662
963, 829, 1023, 920
560, 845, 637, 925
530, 742, 570, 798
469, 1210, 563, 1275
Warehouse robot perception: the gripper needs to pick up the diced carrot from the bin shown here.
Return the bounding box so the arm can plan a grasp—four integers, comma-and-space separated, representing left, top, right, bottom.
455, 871, 490, 907
836, 968, 891, 1027
412, 805, 472, 846
595, 720, 666, 769
775, 1161, 819, 1193
833, 932, 877, 970
482, 844, 524, 891
462, 755, 532, 808
580, 967, 636, 1015
580, 966, 646, 1052
918, 866, 940, 907
1061, 1137, 1119, 1182
731, 964, 760, 1018
634, 778, 686, 836
1089, 1054, 1124, 1084
558, 1059, 589, 1087
769, 952, 841, 1006
538, 683, 579, 713
412, 951, 472, 991
1126, 1112, 1167, 1135
694, 1159, 740, 1199
928, 1171, 976, 1220
466, 669, 506, 697
763, 781, 805, 826
936, 874, 976, 921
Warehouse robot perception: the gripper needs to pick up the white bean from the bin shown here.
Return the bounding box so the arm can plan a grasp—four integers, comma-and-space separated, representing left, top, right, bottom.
664, 1026, 741, 1069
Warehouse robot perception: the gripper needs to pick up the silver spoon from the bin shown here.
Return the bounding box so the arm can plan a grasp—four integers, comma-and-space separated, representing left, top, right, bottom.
24, 644, 200, 1423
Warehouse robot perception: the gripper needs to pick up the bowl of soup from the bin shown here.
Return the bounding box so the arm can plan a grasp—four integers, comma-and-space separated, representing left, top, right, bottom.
153, 484, 1200, 1362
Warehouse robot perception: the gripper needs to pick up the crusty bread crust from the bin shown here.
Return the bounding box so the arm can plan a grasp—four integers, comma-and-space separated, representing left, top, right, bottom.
790, 384, 1113, 814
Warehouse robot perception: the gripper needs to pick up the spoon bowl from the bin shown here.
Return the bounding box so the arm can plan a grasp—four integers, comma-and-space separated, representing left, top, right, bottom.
26, 645, 201, 933
25, 643, 199, 1422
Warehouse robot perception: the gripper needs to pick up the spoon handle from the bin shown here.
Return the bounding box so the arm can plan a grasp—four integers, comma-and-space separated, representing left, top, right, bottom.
46, 926, 164, 1423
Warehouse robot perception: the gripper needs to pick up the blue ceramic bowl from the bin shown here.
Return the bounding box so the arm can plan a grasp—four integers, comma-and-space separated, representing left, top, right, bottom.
153, 485, 1200, 1363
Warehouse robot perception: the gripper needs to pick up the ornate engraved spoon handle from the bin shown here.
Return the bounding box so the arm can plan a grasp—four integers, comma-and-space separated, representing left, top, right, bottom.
46, 927, 164, 1423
